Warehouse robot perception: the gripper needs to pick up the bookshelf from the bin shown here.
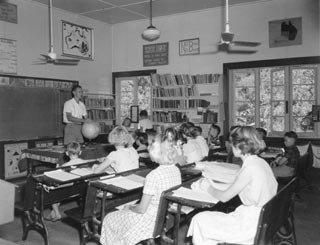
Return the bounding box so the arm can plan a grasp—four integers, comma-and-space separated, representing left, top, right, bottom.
151, 73, 222, 134
83, 93, 115, 134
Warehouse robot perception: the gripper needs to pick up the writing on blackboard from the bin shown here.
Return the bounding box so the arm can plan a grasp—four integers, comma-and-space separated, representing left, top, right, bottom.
143, 42, 169, 66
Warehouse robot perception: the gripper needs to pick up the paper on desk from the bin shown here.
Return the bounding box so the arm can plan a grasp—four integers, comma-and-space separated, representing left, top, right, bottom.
172, 187, 218, 204
201, 161, 240, 184
98, 174, 145, 190
70, 168, 94, 176
43, 169, 79, 182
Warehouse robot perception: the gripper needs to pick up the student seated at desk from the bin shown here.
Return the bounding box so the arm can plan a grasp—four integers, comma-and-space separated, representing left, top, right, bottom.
136, 132, 149, 159
187, 126, 277, 245
47, 142, 86, 222
164, 127, 186, 165
194, 126, 209, 158
271, 131, 300, 178
207, 124, 221, 149
93, 126, 139, 174
256, 127, 267, 153
100, 139, 182, 245
180, 122, 204, 164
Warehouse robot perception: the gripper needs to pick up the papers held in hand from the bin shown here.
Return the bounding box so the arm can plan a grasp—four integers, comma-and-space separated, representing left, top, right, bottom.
98, 174, 145, 190
200, 161, 240, 183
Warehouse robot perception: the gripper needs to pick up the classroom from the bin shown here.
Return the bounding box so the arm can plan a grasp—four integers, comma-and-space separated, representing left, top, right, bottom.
0, 0, 319, 244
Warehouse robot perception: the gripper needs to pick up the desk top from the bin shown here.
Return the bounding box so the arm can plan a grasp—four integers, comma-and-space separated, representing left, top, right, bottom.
18, 144, 115, 172
90, 165, 202, 194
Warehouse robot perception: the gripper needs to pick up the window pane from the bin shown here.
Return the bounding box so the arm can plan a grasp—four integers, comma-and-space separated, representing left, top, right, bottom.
235, 87, 255, 101
259, 68, 272, 131
120, 80, 134, 122
233, 69, 255, 87
235, 102, 255, 125
272, 86, 285, 100
293, 117, 314, 132
272, 117, 285, 131
293, 85, 315, 100
235, 116, 255, 126
137, 76, 152, 115
292, 101, 314, 117
292, 69, 315, 84
272, 70, 285, 85
272, 101, 285, 116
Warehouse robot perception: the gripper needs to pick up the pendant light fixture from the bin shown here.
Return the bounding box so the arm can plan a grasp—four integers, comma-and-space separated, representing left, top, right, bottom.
142, 0, 160, 41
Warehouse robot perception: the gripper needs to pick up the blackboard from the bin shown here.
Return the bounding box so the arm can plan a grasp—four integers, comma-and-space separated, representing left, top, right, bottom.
143, 42, 169, 66
0, 75, 77, 141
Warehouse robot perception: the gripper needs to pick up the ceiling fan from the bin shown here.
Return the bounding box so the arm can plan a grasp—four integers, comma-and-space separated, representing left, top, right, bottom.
218, 0, 261, 47
37, 0, 79, 65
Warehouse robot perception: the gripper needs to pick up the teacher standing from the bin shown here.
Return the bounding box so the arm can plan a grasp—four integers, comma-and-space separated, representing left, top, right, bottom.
63, 85, 88, 145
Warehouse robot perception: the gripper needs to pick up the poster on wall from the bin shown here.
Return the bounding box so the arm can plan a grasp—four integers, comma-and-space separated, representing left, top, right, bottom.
4, 142, 28, 179
269, 17, 302, 48
0, 2, 17, 24
62, 21, 94, 60
0, 38, 17, 74
143, 42, 169, 66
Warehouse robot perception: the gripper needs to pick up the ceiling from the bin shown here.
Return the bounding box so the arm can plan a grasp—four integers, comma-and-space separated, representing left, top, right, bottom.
32, 0, 266, 24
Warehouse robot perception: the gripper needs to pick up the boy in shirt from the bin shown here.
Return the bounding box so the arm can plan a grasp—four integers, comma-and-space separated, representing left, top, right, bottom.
272, 131, 300, 177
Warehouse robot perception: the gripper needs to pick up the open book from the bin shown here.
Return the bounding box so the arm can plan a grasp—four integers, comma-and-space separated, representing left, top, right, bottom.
172, 187, 218, 204
98, 174, 145, 190
43, 169, 79, 182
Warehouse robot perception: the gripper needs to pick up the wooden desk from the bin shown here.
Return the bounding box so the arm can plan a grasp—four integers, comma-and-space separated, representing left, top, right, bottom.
21, 161, 108, 245
162, 179, 216, 245
19, 144, 115, 176
79, 165, 202, 244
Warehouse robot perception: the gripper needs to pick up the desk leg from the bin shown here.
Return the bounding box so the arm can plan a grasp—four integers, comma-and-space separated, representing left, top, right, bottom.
26, 158, 33, 177
172, 204, 182, 245
22, 209, 48, 245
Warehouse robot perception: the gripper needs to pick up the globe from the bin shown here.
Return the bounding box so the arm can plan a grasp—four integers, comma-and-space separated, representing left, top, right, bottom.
81, 121, 100, 140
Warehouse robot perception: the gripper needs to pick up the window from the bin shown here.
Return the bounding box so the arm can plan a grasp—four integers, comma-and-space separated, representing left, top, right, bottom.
116, 76, 152, 124
227, 58, 320, 137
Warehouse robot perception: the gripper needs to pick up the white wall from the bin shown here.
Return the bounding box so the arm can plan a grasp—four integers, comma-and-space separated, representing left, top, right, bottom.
112, 0, 320, 74
0, 0, 113, 93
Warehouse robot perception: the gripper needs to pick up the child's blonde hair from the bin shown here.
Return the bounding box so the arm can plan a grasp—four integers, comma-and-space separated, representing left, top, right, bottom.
66, 142, 81, 156
149, 138, 178, 165
108, 126, 134, 147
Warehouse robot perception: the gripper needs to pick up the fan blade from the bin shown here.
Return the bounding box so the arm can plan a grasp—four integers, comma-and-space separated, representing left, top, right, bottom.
40, 54, 51, 60
227, 49, 257, 54
54, 59, 79, 65
232, 41, 261, 47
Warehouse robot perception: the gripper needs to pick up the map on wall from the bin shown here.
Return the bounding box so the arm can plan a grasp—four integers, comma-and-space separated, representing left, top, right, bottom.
62, 21, 93, 60
0, 38, 17, 74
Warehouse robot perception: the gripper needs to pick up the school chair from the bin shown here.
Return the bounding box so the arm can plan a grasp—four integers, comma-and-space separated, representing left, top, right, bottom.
277, 152, 310, 200
218, 178, 297, 245
135, 184, 182, 245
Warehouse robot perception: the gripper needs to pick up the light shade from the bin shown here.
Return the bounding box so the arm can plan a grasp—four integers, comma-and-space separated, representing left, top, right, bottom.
142, 25, 160, 41
221, 31, 234, 44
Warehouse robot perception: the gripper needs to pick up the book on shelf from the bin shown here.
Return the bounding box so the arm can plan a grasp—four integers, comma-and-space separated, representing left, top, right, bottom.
98, 123, 114, 134
151, 73, 221, 87
152, 111, 186, 123
152, 99, 210, 109
87, 109, 114, 120
84, 97, 115, 108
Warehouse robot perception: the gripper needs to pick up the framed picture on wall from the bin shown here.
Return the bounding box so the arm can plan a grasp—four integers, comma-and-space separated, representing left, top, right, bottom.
62, 21, 94, 60
269, 17, 302, 48
179, 38, 200, 56
4, 142, 28, 179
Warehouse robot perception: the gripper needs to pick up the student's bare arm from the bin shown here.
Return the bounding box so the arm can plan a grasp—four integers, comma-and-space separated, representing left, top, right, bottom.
129, 194, 152, 214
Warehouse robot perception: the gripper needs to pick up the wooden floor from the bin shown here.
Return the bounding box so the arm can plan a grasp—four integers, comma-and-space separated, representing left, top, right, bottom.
1, 168, 320, 245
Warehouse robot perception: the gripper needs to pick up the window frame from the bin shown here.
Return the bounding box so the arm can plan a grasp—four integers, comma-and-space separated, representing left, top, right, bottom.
112, 69, 156, 125
223, 56, 320, 138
